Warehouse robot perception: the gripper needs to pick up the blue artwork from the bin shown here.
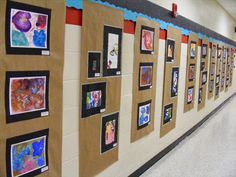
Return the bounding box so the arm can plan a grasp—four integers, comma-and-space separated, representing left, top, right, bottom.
138, 101, 151, 128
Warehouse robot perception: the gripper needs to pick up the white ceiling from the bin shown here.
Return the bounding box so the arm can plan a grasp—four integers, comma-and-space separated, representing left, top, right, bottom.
216, 0, 236, 21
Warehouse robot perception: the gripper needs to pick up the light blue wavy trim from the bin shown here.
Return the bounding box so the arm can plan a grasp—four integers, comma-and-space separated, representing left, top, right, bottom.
66, 0, 83, 9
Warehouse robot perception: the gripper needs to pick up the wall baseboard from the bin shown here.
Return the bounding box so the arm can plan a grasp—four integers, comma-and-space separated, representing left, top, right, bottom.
129, 92, 236, 177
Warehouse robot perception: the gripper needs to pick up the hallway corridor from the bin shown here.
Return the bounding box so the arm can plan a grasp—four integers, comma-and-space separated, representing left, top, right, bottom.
142, 95, 236, 177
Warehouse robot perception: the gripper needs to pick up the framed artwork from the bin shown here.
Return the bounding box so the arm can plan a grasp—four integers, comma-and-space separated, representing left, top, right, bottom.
171, 67, 179, 97
202, 44, 207, 58
221, 76, 225, 88
5, 71, 49, 123
103, 25, 122, 76
187, 86, 194, 104
223, 48, 227, 59
139, 63, 153, 90
217, 47, 221, 58
222, 63, 225, 73
81, 82, 106, 118
216, 74, 220, 86
212, 45, 216, 58
201, 62, 205, 71
209, 80, 214, 93
137, 100, 151, 129
215, 86, 219, 96
101, 112, 119, 154
140, 25, 155, 54
202, 71, 207, 85
190, 41, 197, 59
188, 64, 195, 81
226, 78, 229, 88
6, 1, 51, 55
6, 129, 49, 177
166, 39, 175, 62
210, 63, 215, 76
88, 52, 101, 78
163, 103, 173, 124
198, 88, 203, 104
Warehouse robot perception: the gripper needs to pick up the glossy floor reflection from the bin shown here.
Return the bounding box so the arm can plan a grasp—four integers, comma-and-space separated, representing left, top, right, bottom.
141, 96, 236, 177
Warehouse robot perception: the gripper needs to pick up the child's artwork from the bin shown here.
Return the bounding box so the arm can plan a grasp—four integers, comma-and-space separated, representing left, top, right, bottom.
188, 64, 195, 81
101, 112, 119, 153
166, 39, 175, 62
6, 1, 51, 55
139, 63, 153, 90
190, 42, 196, 59
5, 71, 49, 123
210, 63, 215, 76
209, 80, 214, 93
202, 44, 207, 58
187, 87, 194, 104
216, 74, 220, 86
88, 52, 101, 78
217, 47, 221, 58
140, 25, 155, 54
171, 67, 179, 97
198, 88, 203, 104
6, 129, 49, 177
82, 82, 106, 118
223, 48, 227, 59
215, 86, 219, 96
202, 71, 207, 85
163, 103, 173, 124
137, 100, 151, 129
212, 45, 216, 58
103, 25, 122, 76
201, 62, 205, 71
221, 76, 225, 88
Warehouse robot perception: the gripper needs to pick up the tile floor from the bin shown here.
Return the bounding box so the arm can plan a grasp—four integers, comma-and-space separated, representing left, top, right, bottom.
141, 95, 236, 177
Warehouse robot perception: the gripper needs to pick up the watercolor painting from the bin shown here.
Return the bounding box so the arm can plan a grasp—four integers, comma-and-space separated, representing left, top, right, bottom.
101, 112, 119, 153
188, 64, 195, 81
9, 76, 46, 115
6, 129, 48, 177
88, 52, 101, 78
209, 80, 214, 93
202, 71, 207, 85
6, 71, 49, 123
103, 26, 122, 76
190, 42, 196, 58
138, 100, 151, 129
223, 48, 227, 59
140, 26, 154, 54
187, 87, 194, 104
202, 44, 207, 58
166, 39, 175, 62
82, 82, 106, 118
6, 1, 51, 55
163, 103, 173, 124
171, 67, 179, 97
86, 90, 102, 110
198, 88, 203, 104
217, 47, 221, 58
139, 63, 153, 90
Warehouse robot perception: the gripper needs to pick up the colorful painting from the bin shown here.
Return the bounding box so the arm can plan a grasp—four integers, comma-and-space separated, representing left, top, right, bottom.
88, 52, 101, 78
137, 100, 151, 129
217, 47, 221, 58
163, 103, 173, 124
139, 63, 153, 90
171, 67, 179, 97
223, 48, 227, 59
6, 71, 49, 123
6, 129, 49, 177
202, 71, 207, 85
101, 112, 119, 153
140, 26, 155, 54
202, 44, 207, 58
210, 63, 215, 76
216, 74, 220, 86
103, 26, 122, 76
82, 82, 106, 118
198, 88, 203, 104
6, 1, 51, 55
187, 87, 194, 104
166, 39, 175, 62
209, 80, 214, 93
188, 64, 195, 81
86, 90, 102, 109
212, 45, 216, 58
190, 42, 196, 58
